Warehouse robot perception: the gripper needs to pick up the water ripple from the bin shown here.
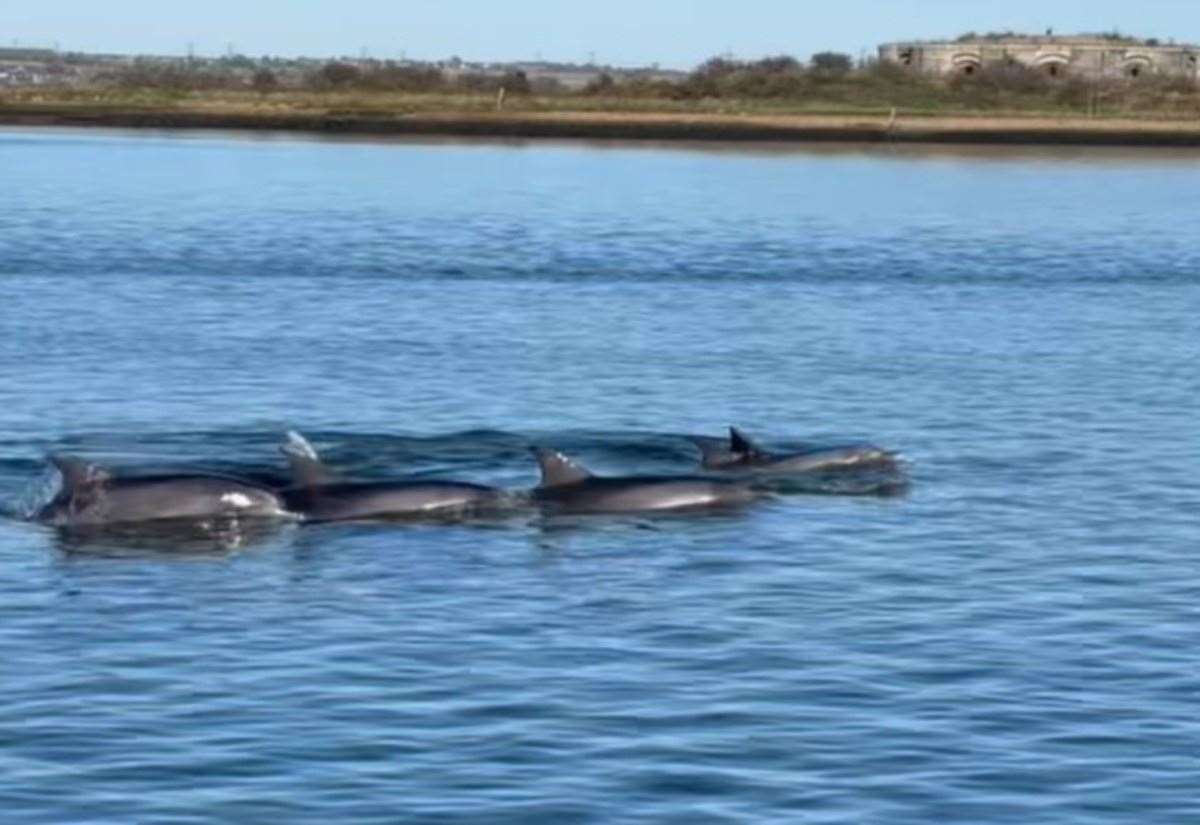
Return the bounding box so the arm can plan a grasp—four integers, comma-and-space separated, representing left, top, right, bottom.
0, 130, 1198, 823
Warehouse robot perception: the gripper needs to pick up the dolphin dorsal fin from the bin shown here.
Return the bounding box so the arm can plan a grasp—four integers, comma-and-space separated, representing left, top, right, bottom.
49, 453, 110, 494
48, 455, 110, 491
729, 427, 765, 456
532, 448, 593, 487
280, 431, 338, 487
47, 455, 109, 516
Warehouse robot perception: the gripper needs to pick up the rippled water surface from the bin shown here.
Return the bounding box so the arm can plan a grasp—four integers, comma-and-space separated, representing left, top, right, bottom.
2, 129, 1198, 823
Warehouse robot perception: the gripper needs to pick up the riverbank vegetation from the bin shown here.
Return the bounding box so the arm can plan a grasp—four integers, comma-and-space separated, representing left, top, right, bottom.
4, 52, 1200, 121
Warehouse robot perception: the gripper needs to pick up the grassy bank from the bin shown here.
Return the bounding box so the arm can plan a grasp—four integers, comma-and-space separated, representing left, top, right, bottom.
9, 81, 1200, 117
4, 89, 1200, 147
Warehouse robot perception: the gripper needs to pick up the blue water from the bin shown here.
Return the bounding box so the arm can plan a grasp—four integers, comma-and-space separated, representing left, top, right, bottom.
1, 128, 1198, 823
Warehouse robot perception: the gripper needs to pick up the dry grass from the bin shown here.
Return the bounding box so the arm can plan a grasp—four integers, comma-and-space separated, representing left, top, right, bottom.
4, 88, 1200, 144
5, 87, 1198, 120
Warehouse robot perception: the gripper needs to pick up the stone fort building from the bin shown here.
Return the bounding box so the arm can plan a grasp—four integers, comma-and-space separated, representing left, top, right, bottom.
878, 35, 1200, 82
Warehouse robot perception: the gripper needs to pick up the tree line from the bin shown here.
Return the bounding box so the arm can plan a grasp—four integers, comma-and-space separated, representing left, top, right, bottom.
91, 51, 1200, 116
96, 52, 861, 96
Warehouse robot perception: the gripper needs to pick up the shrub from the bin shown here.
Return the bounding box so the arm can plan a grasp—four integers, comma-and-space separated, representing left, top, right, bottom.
500, 70, 531, 95
678, 54, 808, 99
314, 61, 361, 89
252, 68, 279, 93
359, 63, 445, 92
100, 59, 242, 91
584, 72, 617, 95
951, 60, 1049, 95
810, 52, 853, 76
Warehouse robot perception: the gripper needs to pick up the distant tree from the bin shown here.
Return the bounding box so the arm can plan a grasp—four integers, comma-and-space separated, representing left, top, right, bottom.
361, 62, 445, 92
810, 52, 853, 76
676, 56, 738, 98
500, 69, 531, 95
585, 72, 617, 95
252, 68, 279, 93
222, 53, 257, 70
530, 76, 564, 95
694, 56, 740, 79
454, 72, 494, 93
752, 55, 802, 74
317, 61, 362, 88
677, 53, 808, 99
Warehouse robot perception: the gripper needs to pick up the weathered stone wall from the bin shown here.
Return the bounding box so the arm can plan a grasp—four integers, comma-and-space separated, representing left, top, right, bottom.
879, 38, 1200, 82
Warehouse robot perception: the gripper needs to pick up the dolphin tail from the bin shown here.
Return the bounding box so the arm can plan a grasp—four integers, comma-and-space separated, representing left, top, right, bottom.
280, 431, 337, 488
531, 447, 593, 488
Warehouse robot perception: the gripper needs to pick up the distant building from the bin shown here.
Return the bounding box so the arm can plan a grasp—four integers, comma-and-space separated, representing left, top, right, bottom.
879, 35, 1200, 82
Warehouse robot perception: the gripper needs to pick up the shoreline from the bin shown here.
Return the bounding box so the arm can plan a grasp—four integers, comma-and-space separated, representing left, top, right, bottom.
4, 106, 1200, 147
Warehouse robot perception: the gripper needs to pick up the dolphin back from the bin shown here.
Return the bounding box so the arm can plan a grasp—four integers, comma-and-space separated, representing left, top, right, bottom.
691, 436, 741, 470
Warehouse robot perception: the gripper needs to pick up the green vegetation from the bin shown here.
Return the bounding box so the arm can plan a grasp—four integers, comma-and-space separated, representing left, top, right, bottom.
954, 30, 1147, 44
571, 57, 1200, 118
4, 52, 1200, 121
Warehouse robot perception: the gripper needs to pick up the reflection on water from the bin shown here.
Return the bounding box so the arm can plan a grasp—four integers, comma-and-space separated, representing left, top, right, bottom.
51, 517, 297, 559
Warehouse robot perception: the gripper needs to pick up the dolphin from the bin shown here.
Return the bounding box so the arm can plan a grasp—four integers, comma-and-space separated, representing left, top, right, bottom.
277, 431, 506, 523
692, 427, 898, 474
36, 455, 293, 527
530, 447, 762, 515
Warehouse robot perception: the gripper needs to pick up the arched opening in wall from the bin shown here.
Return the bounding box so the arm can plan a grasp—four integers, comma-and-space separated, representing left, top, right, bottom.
951, 54, 981, 78
899, 49, 914, 67
1124, 59, 1152, 79
1034, 54, 1069, 79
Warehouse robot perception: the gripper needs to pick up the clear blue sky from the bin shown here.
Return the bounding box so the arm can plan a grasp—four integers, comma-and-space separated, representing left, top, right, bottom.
7, 1, 1200, 68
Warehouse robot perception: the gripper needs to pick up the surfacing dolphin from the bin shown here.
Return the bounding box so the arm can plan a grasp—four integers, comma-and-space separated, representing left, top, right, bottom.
36, 455, 292, 527
530, 447, 762, 515
692, 427, 897, 474
278, 431, 506, 523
